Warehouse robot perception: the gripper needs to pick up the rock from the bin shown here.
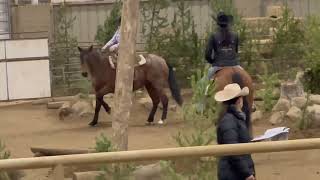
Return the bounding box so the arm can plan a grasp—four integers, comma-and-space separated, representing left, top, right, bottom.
138, 97, 152, 110
58, 102, 73, 120
280, 82, 304, 100
272, 98, 290, 112
286, 106, 302, 121
133, 163, 163, 180
273, 88, 280, 98
306, 105, 320, 127
138, 97, 177, 112
134, 90, 145, 97
269, 111, 285, 125
105, 94, 114, 98
251, 111, 263, 123
73, 163, 164, 180
291, 97, 307, 109
72, 100, 94, 117
294, 71, 305, 86
169, 105, 177, 112
310, 95, 320, 105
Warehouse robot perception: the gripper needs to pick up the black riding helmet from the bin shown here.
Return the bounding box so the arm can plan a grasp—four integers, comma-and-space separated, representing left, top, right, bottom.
216, 12, 233, 27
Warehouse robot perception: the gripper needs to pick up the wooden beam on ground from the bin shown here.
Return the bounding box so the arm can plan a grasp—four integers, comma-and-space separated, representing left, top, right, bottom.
47, 102, 65, 109
30, 147, 95, 157
112, 0, 140, 151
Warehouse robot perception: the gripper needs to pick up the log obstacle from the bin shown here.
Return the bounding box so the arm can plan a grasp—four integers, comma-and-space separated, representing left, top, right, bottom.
30, 147, 95, 157
47, 102, 66, 109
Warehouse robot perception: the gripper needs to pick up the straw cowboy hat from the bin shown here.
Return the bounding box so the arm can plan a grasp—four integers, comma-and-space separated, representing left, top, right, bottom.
215, 83, 249, 102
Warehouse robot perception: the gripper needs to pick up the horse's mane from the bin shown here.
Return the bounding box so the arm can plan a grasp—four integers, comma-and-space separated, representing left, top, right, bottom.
85, 50, 111, 78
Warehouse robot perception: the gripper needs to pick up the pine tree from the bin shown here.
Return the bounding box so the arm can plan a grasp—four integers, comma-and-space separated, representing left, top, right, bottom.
141, 0, 170, 54
95, 0, 122, 45
51, 3, 78, 92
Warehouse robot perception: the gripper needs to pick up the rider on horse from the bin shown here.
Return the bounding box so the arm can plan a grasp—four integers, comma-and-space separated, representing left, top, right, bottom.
205, 12, 242, 80
101, 17, 121, 53
101, 16, 146, 69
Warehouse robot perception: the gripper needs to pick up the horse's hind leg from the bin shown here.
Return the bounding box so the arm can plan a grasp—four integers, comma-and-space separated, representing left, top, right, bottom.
158, 90, 169, 125
101, 98, 111, 114
145, 83, 160, 125
90, 96, 102, 126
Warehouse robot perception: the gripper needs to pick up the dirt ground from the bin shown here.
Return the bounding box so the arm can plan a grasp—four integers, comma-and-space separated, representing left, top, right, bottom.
1, 93, 320, 180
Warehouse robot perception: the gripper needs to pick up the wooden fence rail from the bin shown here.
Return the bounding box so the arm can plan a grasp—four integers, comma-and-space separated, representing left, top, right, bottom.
1, 138, 320, 179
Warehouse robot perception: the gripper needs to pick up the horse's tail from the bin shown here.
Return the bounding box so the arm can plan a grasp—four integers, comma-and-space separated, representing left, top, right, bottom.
232, 72, 252, 133
167, 63, 183, 106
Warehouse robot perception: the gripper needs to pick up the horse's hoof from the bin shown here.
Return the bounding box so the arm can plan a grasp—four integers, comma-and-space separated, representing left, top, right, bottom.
145, 122, 155, 126
158, 119, 165, 125
107, 109, 111, 114
89, 121, 98, 127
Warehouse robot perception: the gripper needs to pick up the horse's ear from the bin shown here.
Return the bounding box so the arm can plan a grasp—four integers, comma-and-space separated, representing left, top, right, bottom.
88, 45, 93, 52
78, 46, 83, 52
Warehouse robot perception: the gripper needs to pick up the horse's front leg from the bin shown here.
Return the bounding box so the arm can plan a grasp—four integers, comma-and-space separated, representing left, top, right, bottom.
90, 96, 102, 126
96, 86, 112, 114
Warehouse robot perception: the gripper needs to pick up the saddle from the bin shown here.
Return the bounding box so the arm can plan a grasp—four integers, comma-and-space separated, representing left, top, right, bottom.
108, 52, 147, 69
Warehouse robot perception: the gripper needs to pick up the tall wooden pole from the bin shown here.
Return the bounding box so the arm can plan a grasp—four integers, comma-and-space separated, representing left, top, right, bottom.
112, 0, 140, 151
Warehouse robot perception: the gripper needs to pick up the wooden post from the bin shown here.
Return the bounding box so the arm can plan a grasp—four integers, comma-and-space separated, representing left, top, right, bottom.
112, 0, 140, 151
52, 164, 64, 180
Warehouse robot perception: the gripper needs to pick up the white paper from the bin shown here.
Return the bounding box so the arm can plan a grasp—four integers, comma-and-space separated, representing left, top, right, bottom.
252, 127, 290, 142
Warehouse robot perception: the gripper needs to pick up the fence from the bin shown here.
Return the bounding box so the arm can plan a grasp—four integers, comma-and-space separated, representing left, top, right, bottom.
4, 1, 311, 96
0, 138, 320, 179
0, 38, 51, 101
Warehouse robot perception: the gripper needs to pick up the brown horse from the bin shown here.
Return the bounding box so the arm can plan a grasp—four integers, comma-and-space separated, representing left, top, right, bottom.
212, 67, 254, 135
77, 46, 183, 126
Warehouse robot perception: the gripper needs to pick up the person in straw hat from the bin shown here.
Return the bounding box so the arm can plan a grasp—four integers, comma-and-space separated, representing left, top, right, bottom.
215, 83, 255, 180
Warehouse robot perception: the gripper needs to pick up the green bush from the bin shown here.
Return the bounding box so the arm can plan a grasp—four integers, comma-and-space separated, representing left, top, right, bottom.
257, 73, 280, 112
141, 0, 170, 54
141, 0, 204, 87
161, 67, 218, 179
94, 134, 135, 180
303, 16, 320, 94
270, 5, 305, 61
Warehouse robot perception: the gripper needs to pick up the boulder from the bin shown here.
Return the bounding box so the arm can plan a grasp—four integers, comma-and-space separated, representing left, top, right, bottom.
72, 100, 94, 117
72, 163, 164, 180
133, 162, 163, 180
251, 111, 263, 123
307, 105, 320, 127
310, 95, 320, 105
272, 98, 290, 112
269, 111, 285, 125
280, 82, 304, 100
58, 102, 73, 120
291, 97, 308, 109
138, 97, 153, 110
286, 106, 302, 121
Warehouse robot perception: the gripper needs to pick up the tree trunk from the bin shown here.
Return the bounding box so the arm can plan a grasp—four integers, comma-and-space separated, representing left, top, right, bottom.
112, 0, 140, 151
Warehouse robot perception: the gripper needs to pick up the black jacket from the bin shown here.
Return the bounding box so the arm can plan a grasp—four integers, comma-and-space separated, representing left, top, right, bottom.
205, 30, 239, 67
217, 105, 255, 180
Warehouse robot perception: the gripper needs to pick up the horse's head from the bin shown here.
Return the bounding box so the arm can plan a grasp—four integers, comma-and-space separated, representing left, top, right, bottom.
78, 45, 94, 77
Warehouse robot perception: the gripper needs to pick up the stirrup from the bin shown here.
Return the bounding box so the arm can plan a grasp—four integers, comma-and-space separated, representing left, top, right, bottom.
108, 56, 115, 69
138, 55, 146, 65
